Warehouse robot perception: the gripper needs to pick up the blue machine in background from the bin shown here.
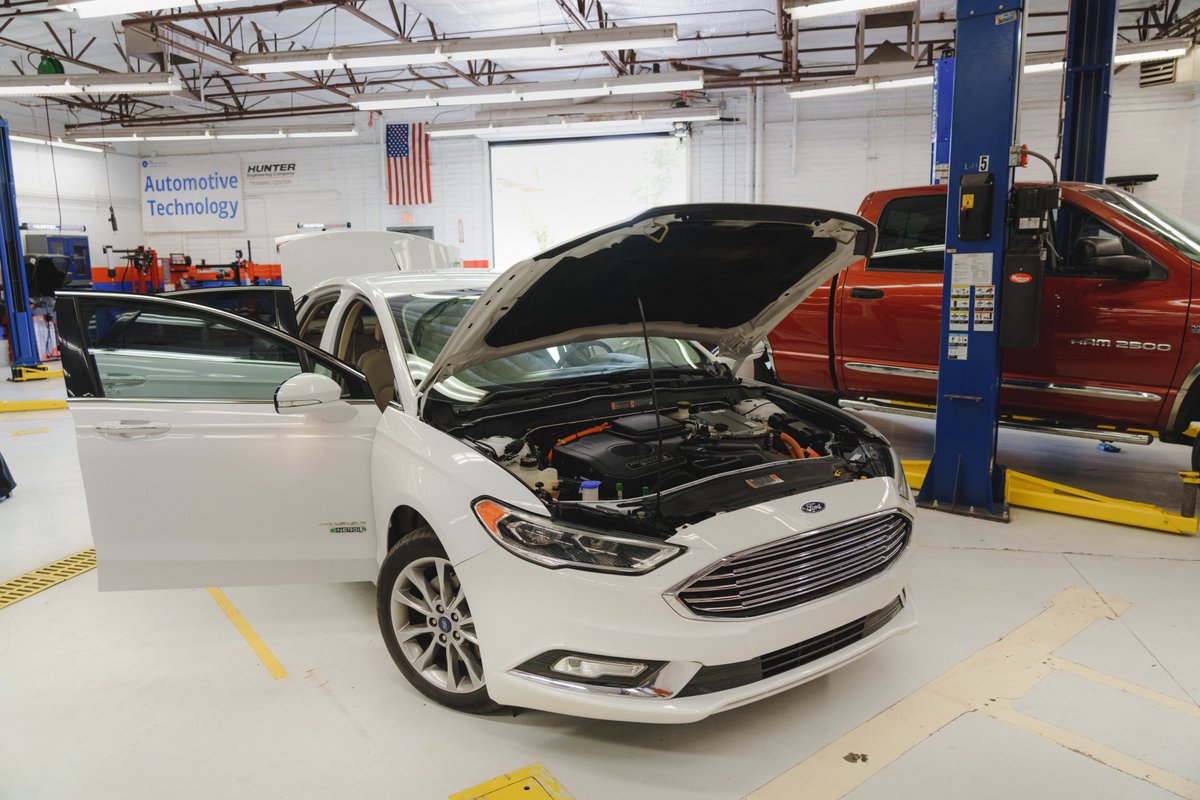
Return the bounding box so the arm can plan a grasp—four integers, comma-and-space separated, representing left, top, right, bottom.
931, 54, 955, 185
1060, 0, 1118, 184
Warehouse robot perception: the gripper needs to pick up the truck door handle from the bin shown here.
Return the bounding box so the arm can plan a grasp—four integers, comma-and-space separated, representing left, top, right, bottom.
850, 288, 886, 300
95, 420, 172, 440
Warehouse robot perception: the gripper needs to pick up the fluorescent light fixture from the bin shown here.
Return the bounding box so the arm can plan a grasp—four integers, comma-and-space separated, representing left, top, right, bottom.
72, 133, 144, 143
10, 134, 103, 153
353, 72, 703, 111
21, 222, 87, 232
787, 80, 875, 98
426, 106, 719, 140
235, 24, 677, 74
144, 131, 214, 142
69, 124, 357, 143
1114, 38, 1191, 64
873, 75, 933, 89
786, 0, 914, 20
49, 0, 235, 18
217, 130, 287, 140
1024, 59, 1066, 74
0, 71, 180, 97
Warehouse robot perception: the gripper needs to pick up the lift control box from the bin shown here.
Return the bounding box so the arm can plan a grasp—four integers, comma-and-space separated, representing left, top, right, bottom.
958, 172, 995, 241
1000, 186, 1061, 349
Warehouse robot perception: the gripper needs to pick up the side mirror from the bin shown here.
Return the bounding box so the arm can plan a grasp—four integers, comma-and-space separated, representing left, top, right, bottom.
1087, 254, 1152, 280
274, 373, 355, 423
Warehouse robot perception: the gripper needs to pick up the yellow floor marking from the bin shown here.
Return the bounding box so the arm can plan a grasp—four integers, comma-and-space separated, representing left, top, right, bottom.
11, 426, 50, 437
1047, 656, 1200, 719
984, 700, 1200, 799
450, 764, 574, 800
0, 548, 96, 609
747, 587, 1134, 800
206, 588, 288, 680
0, 399, 67, 413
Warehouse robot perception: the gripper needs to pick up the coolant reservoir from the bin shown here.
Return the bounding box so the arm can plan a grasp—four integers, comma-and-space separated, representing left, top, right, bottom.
514, 456, 558, 489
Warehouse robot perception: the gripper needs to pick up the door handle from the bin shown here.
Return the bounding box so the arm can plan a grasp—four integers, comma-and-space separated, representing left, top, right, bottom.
850, 288, 886, 300
102, 373, 147, 387
95, 420, 172, 440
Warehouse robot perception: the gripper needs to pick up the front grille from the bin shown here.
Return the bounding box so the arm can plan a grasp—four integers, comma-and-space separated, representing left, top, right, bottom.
676, 595, 905, 698
671, 511, 911, 618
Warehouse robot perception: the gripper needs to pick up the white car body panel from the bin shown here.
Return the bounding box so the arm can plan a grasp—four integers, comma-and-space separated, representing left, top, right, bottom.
73, 399, 381, 590
275, 229, 459, 295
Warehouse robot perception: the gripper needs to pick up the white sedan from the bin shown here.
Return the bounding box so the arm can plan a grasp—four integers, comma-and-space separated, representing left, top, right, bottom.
57, 204, 916, 723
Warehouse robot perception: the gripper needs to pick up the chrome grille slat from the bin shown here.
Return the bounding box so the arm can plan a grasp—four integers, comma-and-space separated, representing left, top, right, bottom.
688, 524, 905, 592
673, 511, 912, 618
684, 537, 908, 612
686, 520, 904, 586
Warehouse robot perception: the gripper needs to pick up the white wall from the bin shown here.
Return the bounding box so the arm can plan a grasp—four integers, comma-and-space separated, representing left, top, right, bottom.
134, 127, 491, 268
11, 142, 146, 262
690, 67, 1200, 217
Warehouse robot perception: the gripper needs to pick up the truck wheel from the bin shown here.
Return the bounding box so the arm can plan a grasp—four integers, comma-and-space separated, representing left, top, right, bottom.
377, 526, 502, 715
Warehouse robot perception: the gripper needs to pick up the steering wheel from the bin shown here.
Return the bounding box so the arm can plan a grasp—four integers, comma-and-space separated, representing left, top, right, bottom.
559, 340, 614, 367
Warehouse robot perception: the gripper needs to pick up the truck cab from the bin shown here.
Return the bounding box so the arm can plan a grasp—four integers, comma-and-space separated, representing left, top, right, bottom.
769, 182, 1200, 450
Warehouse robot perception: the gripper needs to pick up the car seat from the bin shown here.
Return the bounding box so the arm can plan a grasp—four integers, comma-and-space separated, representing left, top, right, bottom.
358, 324, 395, 410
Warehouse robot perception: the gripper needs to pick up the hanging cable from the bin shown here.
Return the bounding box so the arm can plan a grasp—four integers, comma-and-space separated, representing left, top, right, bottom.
42, 99, 63, 230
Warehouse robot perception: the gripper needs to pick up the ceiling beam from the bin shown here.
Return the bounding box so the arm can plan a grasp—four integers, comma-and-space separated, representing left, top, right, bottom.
553, 0, 627, 76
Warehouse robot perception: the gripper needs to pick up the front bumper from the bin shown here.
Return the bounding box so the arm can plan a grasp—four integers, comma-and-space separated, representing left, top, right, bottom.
453, 476, 917, 723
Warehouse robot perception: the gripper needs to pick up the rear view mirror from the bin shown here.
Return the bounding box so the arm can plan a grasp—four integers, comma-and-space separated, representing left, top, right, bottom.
274, 373, 355, 422
1076, 236, 1152, 280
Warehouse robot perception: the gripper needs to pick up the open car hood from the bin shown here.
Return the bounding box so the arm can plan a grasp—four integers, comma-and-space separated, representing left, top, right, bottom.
416, 203, 875, 398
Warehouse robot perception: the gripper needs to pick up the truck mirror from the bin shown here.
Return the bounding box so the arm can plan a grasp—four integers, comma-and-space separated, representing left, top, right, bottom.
1087, 254, 1152, 280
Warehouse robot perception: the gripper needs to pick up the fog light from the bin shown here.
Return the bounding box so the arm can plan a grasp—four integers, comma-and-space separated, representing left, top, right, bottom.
551, 655, 647, 680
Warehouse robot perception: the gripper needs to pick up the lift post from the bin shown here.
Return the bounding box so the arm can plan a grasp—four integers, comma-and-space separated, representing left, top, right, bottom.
0, 117, 43, 381
916, 1, 1026, 520
1060, 0, 1118, 184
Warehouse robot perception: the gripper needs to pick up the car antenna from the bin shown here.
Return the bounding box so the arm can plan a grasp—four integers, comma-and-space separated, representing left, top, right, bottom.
623, 265, 665, 519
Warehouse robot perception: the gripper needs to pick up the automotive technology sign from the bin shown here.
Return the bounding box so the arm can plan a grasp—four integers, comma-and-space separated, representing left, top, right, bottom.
140, 154, 244, 232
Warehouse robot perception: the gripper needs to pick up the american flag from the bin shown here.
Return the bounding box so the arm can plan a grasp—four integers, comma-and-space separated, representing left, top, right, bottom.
386, 122, 432, 205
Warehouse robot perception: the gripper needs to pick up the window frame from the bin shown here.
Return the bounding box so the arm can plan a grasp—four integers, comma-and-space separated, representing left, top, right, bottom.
1048, 203, 1168, 282
56, 291, 372, 402
864, 193, 949, 274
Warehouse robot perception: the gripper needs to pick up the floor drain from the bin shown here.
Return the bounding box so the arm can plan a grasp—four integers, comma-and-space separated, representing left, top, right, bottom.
0, 548, 96, 609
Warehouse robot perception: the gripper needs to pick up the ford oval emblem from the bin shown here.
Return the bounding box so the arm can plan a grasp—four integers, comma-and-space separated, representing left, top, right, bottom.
801, 501, 826, 513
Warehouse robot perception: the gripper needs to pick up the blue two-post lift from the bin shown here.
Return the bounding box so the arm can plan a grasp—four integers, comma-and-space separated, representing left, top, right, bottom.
917, 0, 1117, 519
0, 117, 47, 382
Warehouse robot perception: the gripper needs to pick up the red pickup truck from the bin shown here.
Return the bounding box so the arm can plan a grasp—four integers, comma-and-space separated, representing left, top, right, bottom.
768, 182, 1200, 464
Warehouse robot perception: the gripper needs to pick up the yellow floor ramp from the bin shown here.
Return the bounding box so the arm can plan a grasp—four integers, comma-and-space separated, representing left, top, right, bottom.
0, 548, 97, 609
902, 460, 1198, 535
450, 764, 574, 800
0, 399, 67, 413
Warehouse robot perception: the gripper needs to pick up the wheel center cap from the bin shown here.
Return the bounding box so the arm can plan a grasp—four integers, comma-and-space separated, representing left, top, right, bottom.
438, 616, 453, 633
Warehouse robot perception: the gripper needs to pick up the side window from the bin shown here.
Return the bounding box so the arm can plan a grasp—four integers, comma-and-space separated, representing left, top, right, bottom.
1051, 205, 1165, 280
75, 296, 373, 402
336, 299, 382, 367
298, 295, 337, 348
867, 194, 947, 272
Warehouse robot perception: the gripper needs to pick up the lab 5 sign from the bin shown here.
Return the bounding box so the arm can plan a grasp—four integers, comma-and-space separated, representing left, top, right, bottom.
140, 154, 245, 232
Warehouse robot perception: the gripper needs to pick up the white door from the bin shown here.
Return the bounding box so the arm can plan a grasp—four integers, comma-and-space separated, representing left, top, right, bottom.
56, 291, 381, 590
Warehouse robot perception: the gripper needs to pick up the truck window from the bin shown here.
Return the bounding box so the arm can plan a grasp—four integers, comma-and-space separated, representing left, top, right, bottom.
1051, 205, 1166, 280
867, 194, 947, 272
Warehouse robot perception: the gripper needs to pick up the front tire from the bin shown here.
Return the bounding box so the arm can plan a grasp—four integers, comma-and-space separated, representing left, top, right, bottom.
377, 526, 501, 714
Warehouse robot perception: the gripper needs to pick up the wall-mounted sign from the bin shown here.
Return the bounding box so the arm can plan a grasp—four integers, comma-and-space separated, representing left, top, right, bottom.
140, 154, 244, 232
244, 161, 298, 189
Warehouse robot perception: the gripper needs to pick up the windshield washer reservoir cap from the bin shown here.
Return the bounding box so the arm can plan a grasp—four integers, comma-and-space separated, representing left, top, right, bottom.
580, 480, 602, 490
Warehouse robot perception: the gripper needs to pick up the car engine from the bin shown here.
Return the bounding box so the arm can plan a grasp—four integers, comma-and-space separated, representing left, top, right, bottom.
475, 399, 831, 503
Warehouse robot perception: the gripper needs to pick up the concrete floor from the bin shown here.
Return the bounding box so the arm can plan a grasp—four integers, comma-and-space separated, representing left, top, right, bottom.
1, 377, 1198, 800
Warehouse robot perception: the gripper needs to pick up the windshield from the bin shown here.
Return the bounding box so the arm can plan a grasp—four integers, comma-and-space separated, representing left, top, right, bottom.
388, 291, 708, 403
1084, 188, 1200, 260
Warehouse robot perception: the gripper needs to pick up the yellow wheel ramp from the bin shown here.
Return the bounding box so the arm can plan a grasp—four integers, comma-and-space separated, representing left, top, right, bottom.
902, 460, 1199, 536
0, 399, 67, 413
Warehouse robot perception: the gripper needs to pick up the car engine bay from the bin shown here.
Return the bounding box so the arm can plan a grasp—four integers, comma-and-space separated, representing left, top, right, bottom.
435, 381, 899, 537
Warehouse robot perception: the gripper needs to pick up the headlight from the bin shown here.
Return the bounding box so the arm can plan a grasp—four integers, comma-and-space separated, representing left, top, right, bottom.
472, 498, 683, 574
